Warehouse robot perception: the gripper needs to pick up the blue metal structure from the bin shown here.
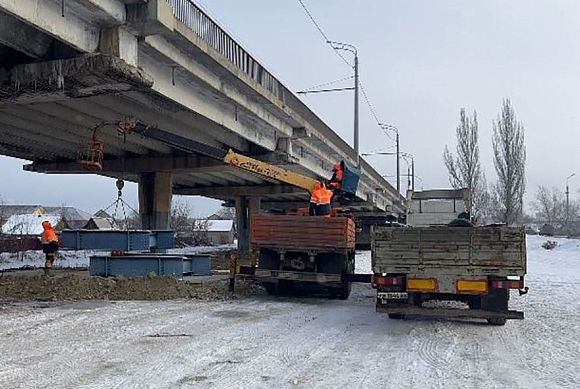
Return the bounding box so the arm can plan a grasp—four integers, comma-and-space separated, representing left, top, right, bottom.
89, 255, 185, 277
183, 255, 212, 276
60, 230, 174, 251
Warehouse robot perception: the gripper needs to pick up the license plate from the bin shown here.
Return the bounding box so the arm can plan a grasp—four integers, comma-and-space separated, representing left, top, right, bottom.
377, 292, 408, 300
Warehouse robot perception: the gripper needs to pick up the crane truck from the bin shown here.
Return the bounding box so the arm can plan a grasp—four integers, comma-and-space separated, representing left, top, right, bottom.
223, 150, 361, 299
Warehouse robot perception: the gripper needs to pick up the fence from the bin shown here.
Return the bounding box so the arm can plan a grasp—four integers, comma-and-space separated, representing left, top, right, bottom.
0, 236, 42, 253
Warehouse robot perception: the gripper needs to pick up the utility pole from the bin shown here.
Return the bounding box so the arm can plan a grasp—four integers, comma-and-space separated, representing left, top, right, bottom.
354, 54, 359, 163
396, 131, 400, 195
411, 157, 415, 192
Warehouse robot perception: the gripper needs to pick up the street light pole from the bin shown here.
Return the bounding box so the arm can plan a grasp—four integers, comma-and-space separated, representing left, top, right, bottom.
354, 54, 359, 162
326, 40, 359, 165
396, 131, 400, 195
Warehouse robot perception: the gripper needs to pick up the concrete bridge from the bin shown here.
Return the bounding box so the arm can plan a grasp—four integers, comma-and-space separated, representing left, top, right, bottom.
0, 0, 403, 248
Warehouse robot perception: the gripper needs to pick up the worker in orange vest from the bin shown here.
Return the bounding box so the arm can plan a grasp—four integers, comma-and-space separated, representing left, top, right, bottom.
310, 182, 333, 216
41, 221, 59, 275
328, 162, 343, 190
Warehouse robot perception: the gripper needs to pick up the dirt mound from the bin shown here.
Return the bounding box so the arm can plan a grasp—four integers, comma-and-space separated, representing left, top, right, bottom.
0, 272, 264, 301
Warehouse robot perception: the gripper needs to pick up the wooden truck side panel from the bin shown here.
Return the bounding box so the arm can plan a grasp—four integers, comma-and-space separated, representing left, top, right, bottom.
251, 215, 356, 251
372, 226, 526, 277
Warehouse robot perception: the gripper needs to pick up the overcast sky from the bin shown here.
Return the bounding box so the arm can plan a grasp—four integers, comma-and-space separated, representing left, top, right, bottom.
1, 0, 579, 213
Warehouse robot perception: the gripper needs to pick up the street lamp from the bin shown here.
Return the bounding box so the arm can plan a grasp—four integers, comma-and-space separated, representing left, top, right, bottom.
566, 173, 576, 234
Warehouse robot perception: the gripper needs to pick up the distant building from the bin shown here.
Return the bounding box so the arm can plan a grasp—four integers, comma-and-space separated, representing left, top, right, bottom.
83, 217, 116, 230
0, 205, 91, 234
193, 219, 235, 246
406, 189, 468, 227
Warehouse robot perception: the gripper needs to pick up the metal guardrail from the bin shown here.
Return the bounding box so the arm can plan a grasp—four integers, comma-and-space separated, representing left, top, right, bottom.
166, 0, 280, 98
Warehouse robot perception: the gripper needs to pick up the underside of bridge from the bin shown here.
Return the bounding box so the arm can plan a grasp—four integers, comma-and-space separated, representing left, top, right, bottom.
0, 0, 404, 249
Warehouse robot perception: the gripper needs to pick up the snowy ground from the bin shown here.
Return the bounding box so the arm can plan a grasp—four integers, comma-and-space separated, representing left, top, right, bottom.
0, 235, 578, 388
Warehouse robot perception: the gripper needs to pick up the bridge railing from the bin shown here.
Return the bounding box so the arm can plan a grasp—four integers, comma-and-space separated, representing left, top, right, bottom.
166, 0, 280, 98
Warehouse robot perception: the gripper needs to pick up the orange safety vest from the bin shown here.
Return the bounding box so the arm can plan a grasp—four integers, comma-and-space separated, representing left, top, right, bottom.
317, 187, 332, 205
41, 221, 58, 244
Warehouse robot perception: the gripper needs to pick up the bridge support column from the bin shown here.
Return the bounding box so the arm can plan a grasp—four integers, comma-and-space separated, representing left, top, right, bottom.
138, 172, 173, 230
99, 26, 138, 66
236, 196, 261, 252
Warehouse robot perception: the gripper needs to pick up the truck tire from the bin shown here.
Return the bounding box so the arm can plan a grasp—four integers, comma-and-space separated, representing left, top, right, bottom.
482, 289, 509, 326
335, 253, 354, 300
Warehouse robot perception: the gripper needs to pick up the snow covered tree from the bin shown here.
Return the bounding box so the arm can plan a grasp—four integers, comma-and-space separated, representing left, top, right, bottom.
492, 98, 526, 225
443, 108, 488, 221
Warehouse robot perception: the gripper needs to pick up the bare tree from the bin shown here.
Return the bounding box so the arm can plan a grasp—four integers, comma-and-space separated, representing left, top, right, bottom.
192, 218, 210, 246
443, 108, 488, 221
214, 207, 236, 220
532, 186, 579, 225
170, 199, 193, 234
492, 98, 526, 225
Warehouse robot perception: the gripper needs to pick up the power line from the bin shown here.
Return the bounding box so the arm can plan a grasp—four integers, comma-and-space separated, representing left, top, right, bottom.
298, 74, 354, 94
297, 0, 352, 67
359, 80, 395, 142
297, 0, 397, 146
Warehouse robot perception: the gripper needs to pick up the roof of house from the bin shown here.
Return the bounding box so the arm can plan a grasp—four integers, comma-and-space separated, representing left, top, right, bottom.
84, 217, 115, 230
1, 214, 60, 235
0, 205, 91, 221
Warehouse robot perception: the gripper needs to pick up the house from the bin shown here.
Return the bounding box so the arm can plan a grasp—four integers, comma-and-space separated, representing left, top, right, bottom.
83, 217, 116, 230
0, 205, 91, 233
1, 214, 60, 235
193, 219, 235, 246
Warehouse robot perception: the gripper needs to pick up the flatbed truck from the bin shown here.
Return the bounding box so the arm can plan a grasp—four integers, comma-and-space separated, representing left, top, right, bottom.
371, 225, 528, 325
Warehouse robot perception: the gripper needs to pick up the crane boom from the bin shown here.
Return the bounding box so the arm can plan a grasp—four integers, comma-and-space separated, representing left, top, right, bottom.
224, 149, 319, 192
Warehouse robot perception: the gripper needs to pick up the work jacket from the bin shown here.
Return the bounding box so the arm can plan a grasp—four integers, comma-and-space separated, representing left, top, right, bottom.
41, 221, 59, 244
329, 168, 343, 189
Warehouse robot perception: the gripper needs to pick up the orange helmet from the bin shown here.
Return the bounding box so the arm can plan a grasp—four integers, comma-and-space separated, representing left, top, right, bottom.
332, 163, 341, 171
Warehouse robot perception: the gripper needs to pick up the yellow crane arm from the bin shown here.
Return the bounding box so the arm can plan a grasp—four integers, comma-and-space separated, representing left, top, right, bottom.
224, 149, 319, 192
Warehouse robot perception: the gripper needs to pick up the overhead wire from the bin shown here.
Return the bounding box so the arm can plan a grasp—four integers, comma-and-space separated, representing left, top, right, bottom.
299, 74, 354, 93
296, 0, 397, 146
297, 0, 353, 68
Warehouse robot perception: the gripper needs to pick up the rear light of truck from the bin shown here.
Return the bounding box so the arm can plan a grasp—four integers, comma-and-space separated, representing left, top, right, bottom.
373, 275, 404, 286
407, 278, 438, 292
491, 279, 524, 290
456, 279, 488, 294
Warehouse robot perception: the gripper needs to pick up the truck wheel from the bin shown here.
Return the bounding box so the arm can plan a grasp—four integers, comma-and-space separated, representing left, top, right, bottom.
336, 254, 354, 300
482, 289, 509, 325
487, 317, 507, 326
335, 283, 351, 300
388, 313, 405, 320
263, 283, 279, 295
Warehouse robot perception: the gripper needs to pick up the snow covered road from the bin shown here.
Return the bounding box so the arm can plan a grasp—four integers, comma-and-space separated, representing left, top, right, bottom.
0, 235, 578, 388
